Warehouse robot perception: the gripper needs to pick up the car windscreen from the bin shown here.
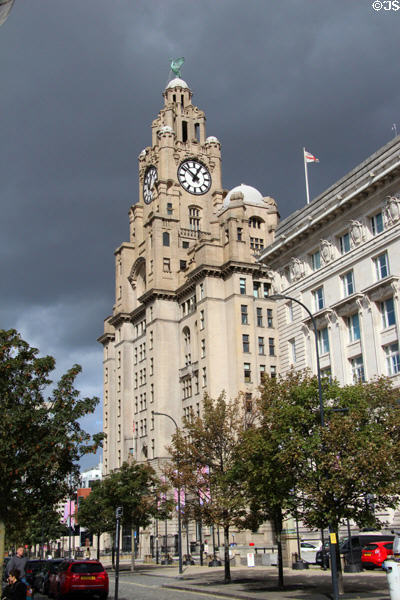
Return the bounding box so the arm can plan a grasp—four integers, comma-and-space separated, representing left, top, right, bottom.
71, 563, 104, 574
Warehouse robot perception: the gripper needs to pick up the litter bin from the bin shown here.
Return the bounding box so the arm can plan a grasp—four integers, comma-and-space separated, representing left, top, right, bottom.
344, 553, 362, 573
383, 560, 400, 600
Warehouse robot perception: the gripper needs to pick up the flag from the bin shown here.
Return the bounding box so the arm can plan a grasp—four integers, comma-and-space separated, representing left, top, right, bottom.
304, 149, 319, 163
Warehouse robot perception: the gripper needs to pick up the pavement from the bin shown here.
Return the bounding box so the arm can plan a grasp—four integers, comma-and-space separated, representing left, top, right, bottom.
105, 560, 392, 600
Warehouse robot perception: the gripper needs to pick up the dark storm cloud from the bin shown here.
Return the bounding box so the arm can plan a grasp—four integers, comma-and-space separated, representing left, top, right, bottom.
1, 0, 399, 464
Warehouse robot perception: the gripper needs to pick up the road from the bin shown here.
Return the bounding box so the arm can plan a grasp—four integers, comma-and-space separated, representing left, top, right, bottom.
34, 572, 224, 600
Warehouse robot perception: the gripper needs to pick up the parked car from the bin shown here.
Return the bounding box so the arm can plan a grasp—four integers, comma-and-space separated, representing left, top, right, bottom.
25, 560, 47, 588
49, 560, 108, 600
300, 541, 321, 564
34, 559, 64, 595
316, 533, 395, 567
361, 540, 393, 569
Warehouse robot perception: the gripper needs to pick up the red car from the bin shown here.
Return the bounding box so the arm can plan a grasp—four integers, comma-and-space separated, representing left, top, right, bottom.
361, 540, 393, 569
48, 560, 108, 599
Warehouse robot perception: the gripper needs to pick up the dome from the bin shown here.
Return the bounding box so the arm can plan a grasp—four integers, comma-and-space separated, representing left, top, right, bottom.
165, 78, 189, 90
206, 136, 219, 144
223, 184, 265, 208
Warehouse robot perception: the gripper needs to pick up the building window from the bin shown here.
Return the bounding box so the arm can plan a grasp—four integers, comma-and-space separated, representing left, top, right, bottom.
163, 257, 171, 272
237, 227, 243, 241
244, 362, 251, 383
385, 343, 400, 376
374, 252, 389, 280
311, 250, 321, 271
263, 283, 270, 298
267, 309, 273, 328
202, 367, 207, 387
200, 310, 205, 330
289, 339, 297, 364
163, 231, 170, 246
199, 282, 204, 299
321, 368, 332, 382
318, 327, 330, 355
342, 270, 355, 297
258, 337, 265, 355
189, 206, 200, 231
167, 202, 173, 215
240, 278, 246, 295
242, 334, 250, 353
287, 302, 294, 323
347, 313, 361, 342
201, 338, 206, 358
259, 364, 266, 381
250, 237, 264, 250
256, 307, 263, 327
381, 297, 396, 328
253, 281, 261, 298
339, 232, 351, 254
180, 260, 187, 270
249, 216, 262, 229
350, 355, 365, 382
268, 337, 275, 356
370, 211, 383, 235
313, 287, 325, 311
241, 305, 249, 325
270, 365, 277, 378
182, 240, 189, 249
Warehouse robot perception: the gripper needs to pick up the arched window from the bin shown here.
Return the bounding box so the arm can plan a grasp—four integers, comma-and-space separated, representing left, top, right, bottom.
163, 231, 170, 247
189, 206, 201, 231
249, 217, 264, 229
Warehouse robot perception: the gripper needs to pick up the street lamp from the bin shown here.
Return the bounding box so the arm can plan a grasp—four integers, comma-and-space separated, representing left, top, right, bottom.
153, 411, 183, 575
270, 294, 339, 600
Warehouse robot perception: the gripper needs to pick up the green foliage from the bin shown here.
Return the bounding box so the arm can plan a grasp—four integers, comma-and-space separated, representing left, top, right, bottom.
167, 393, 253, 582
78, 461, 169, 536
238, 369, 400, 533
0, 329, 103, 529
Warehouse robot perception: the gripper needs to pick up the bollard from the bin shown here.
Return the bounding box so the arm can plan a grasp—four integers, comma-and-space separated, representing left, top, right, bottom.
383, 560, 400, 600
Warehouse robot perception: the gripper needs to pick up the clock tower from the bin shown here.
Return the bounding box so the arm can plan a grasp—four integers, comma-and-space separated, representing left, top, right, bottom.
100, 75, 279, 554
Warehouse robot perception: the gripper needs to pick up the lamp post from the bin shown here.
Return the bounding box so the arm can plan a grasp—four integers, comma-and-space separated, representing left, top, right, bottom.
270, 294, 339, 600
153, 411, 183, 575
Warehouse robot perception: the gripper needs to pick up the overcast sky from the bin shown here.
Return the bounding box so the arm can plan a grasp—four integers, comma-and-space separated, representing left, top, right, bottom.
1, 0, 399, 469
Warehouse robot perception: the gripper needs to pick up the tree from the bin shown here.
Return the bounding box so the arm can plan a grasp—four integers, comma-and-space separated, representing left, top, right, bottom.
77, 482, 115, 560
237, 370, 400, 591
0, 329, 103, 569
234, 370, 318, 588
79, 461, 169, 570
167, 393, 254, 583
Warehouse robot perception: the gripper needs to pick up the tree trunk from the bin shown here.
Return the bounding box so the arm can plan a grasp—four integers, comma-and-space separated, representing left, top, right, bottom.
334, 527, 344, 595
97, 533, 100, 561
0, 520, 5, 575
223, 526, 231, 583
130, 528, 135, 572
274, 509, 284, 589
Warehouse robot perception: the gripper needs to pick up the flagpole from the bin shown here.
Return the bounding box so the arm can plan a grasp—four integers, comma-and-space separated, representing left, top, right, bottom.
303, 147, 310, 205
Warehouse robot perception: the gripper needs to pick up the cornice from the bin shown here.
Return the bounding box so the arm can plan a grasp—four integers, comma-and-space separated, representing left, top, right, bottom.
260, 138, 400, 263
97, 332, 115, 345
108, 312, 132, 327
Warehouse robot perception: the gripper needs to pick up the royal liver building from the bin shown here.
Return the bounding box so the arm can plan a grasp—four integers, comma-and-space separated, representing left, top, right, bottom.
99, 76, 279, 479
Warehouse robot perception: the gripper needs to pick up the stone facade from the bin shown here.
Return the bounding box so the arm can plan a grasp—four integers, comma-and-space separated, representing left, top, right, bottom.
259, 136, 400, 531
99, 78, 280, 555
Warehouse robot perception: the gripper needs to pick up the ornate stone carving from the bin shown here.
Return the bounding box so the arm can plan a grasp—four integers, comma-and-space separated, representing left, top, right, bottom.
289, 257, 305, 282
384, 194, 400, 226
320, 239, 334, 264
268, 269, 282, 294
349, 220, 364, 246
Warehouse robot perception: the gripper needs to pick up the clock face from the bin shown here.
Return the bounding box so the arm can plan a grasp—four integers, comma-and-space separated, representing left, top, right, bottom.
143, 166, 158, 204
178, 160, 211, 195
